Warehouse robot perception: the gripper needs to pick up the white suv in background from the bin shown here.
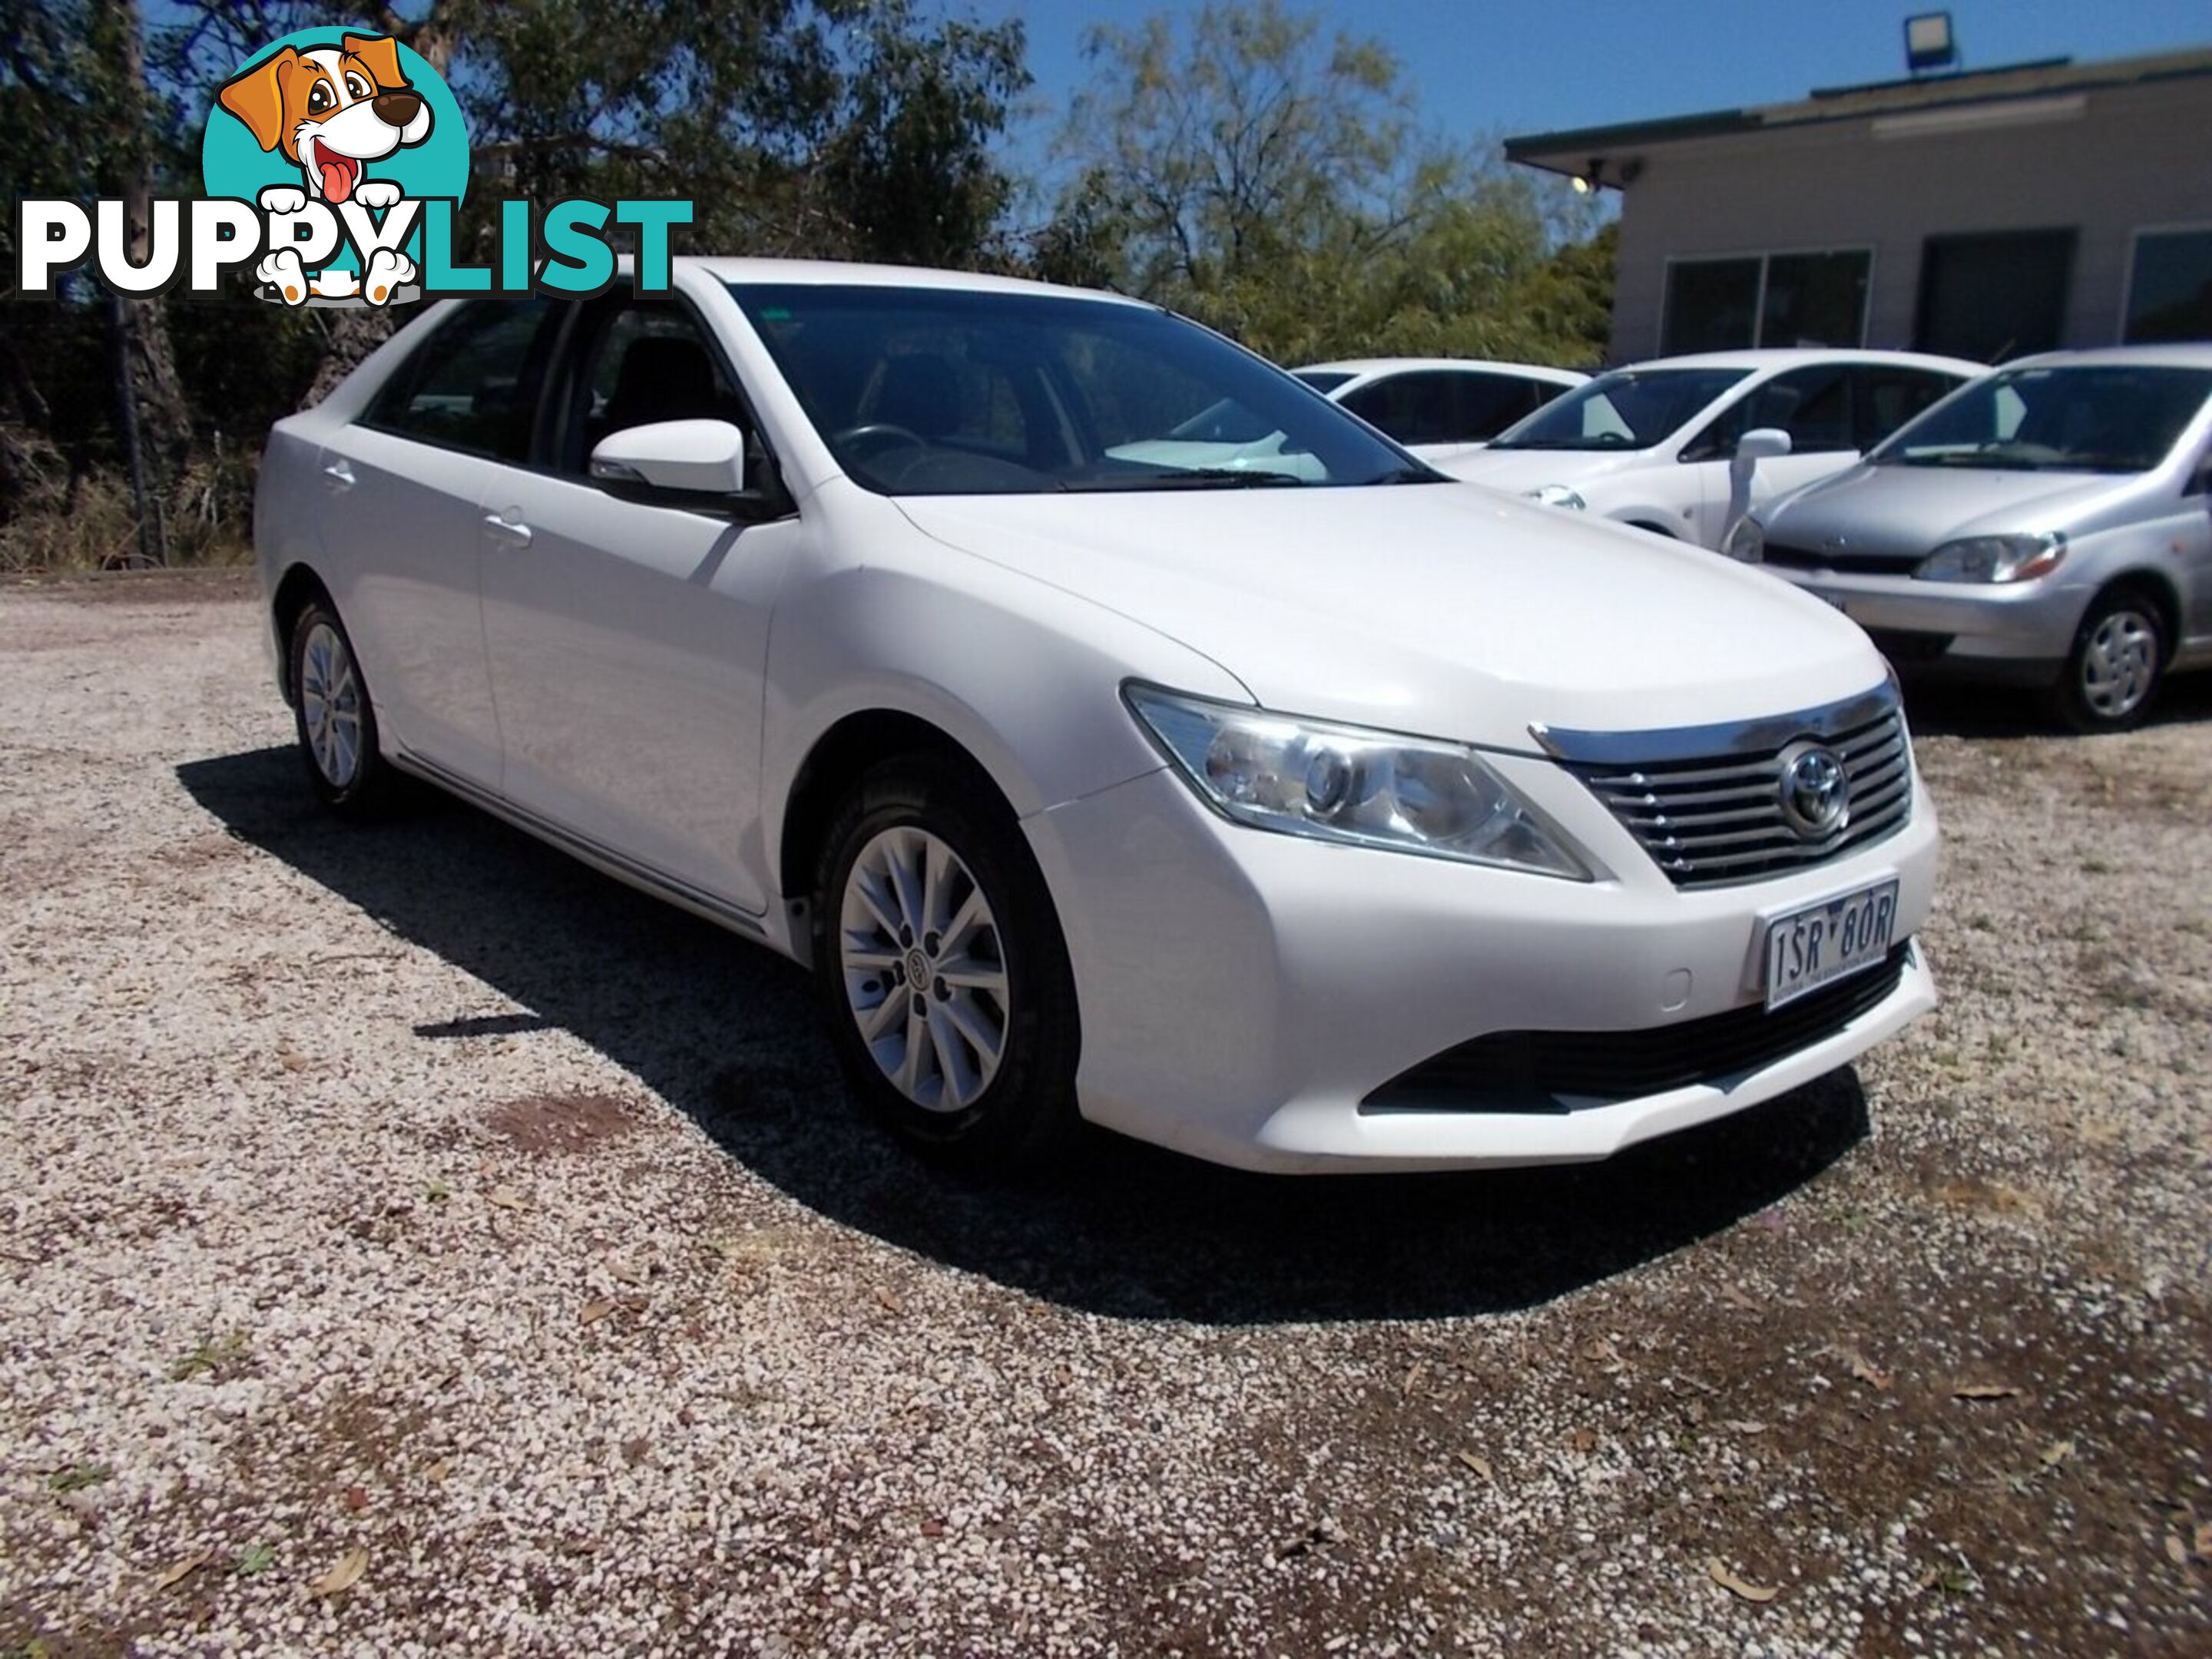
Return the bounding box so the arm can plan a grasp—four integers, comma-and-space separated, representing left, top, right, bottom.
1441, 349, 1982, 548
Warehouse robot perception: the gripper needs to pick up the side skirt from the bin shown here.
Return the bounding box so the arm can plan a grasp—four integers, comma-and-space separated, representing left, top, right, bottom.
389, 747, 793, 954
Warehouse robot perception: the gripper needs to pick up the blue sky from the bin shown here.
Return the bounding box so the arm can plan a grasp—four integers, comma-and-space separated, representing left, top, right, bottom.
1002, 0, 2211, 171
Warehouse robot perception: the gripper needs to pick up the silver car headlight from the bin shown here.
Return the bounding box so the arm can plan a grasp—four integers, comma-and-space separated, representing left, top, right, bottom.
1123, 685, 1596, 880
1525, 483, 1587, 511
1914, 532, 2066, 584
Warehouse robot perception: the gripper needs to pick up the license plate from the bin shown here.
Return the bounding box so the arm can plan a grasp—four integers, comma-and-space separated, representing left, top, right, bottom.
1763, 879, 1899, 1010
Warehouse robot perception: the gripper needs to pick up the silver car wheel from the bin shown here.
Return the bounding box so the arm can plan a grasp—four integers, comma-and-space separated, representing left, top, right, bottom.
838, 826, 1009, 1113
2080, 608, 2157, 720
300, 621, 364, 788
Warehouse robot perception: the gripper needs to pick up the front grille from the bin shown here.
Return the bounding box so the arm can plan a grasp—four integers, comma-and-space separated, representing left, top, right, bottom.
1361, 947, 1909, 1114
1559, 699, 1913, 889
1762, 543, 1923, 576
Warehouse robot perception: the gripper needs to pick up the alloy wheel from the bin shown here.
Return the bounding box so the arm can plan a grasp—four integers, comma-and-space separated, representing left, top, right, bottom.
2079, 608, 2157, 720
300, 621, 364, 788
837, 826, 1009, 1112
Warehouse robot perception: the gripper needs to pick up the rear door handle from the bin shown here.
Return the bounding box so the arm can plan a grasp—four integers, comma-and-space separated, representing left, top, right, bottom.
482, 512, 532, 548
322, 459, 355, 488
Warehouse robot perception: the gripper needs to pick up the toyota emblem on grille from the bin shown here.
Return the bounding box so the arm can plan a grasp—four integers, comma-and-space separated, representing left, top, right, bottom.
1777, 741, 1850, 839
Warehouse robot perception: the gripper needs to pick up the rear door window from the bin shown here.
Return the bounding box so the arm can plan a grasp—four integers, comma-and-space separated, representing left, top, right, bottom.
1339, 373, 1462, 445
363, 299, 564, 464
1453, 374, 1562, 442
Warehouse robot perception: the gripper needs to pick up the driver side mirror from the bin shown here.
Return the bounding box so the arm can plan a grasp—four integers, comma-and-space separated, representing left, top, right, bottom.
588, 419, 787, 520
1734, 427, 1793, 465
1720, 428, 1793, 555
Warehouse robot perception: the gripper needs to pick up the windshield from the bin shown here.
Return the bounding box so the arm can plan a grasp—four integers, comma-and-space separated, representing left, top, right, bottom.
1292, 369, 1355, 393
1870, 365, 2212, 474
730, 284, 1432, 494
1486, 368, 1749, 451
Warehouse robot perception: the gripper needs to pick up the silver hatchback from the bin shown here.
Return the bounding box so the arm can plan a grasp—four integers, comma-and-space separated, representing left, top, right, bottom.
1739, 346, 2212, 730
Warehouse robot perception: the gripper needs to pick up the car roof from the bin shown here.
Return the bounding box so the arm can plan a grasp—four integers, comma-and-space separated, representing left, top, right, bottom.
682, 255, 1154, 307
1609, 347, 1985, 376
1997, 343, 2212, 372
1295, 358, 1588, 386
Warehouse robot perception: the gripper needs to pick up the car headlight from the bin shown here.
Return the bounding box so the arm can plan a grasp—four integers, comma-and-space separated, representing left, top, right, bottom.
1913, 532, 2066, 584
1526, 483, 1587, 511
1725, 515, 1766, 562
1123, 685, 1596, 880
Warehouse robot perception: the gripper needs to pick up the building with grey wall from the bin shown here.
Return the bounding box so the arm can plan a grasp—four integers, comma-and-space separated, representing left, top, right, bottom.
1506, 47, 2212, 366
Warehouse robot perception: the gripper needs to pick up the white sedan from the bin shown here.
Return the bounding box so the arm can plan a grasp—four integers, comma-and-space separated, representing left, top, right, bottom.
256, 260, 1937, 1174
1293, 358, 1587, 462
1107, 357, 1584, 478
1442, 349, 1982, 548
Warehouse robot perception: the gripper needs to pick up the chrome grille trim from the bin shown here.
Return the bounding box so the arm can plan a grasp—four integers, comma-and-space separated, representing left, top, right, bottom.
1546, 687, 1914, 889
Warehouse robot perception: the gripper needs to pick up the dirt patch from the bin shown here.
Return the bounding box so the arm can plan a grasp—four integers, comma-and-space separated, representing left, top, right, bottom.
2, 567, 257, 603
484, 1091, 641, 1156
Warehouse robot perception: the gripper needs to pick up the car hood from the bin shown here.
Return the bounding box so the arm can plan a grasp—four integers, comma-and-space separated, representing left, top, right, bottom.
1764, 463, 2141, 561
894, 485, 1884, 751
1434, 447, 1654, 492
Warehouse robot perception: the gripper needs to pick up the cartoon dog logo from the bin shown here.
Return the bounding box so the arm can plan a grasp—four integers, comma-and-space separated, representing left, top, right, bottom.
217, 33, 429, 306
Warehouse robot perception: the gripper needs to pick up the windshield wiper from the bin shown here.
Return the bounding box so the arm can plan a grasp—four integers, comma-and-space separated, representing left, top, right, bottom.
1902, 451, 2045, 471
1061, 467, 1307, 491
1365, 465, 1448, 485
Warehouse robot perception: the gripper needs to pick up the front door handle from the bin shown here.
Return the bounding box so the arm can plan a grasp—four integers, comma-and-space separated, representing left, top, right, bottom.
482, 512, 533, 548
322, 459, 355, 489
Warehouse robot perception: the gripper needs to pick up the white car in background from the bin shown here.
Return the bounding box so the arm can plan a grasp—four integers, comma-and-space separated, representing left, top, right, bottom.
1441, 349, 1982, 548
1110, 357, 1585, 478
255, 260, 1938, 1174
1293, 359, 1588, 462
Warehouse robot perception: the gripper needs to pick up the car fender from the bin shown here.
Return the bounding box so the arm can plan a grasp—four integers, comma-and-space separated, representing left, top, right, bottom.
758, 485, 1252, 902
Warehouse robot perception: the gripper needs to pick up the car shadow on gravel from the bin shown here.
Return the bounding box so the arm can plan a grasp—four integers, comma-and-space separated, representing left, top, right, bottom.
180, 745, 1872, 1325
1900, 671, 2212, 738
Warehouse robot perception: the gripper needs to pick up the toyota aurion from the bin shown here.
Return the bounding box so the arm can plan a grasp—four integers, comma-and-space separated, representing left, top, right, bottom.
254, 260, 1939, 1172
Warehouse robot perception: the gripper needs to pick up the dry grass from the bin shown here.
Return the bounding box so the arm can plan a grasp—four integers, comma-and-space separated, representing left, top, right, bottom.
0, 431, 253, 573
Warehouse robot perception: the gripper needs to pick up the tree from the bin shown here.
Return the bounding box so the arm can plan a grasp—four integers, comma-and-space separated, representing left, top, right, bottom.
1051, 0, 1611, 369
1057, 0, 1411, 303
4, 0, 193, 558
173, 0, 1031, 399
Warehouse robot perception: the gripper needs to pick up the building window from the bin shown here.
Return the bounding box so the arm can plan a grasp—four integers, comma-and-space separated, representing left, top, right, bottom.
1915, 229, 2074, 362
1662, 250, 1870, 354
2124, 228, 2212, 344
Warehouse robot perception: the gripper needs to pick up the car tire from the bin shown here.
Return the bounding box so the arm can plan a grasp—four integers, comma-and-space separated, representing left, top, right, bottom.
286, 599, 399, 816
811, 752, 1081, 1174
2052, 585, 2166, 733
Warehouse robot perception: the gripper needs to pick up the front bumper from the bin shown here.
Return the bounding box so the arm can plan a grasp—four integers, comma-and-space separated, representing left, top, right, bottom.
1766, 565, 2091, 679
1024, 753, 1939, 1173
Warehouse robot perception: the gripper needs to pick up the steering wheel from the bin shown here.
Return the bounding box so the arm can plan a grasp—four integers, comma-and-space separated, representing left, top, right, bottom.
833, 422, 928, 461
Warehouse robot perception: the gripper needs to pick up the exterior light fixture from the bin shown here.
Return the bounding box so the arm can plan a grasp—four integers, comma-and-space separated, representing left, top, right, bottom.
1905, 12, 1958, 75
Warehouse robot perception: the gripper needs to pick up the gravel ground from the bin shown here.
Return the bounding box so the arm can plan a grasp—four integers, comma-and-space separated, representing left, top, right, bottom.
2, 574, 2207, 1657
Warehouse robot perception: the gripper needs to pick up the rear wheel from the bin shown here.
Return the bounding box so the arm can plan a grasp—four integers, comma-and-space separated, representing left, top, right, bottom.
286, 600, 398, 815
812, 753, 1080, 1173
2053, 586, 2166, 733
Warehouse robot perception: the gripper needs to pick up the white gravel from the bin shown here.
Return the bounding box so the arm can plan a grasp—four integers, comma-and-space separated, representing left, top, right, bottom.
2, 575, 2206, 1656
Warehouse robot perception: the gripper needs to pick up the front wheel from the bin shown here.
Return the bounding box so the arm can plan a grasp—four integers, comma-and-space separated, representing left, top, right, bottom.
2053, 587, 2166, 733
287, 599, 398, 815
812, 753, 1081, 1174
